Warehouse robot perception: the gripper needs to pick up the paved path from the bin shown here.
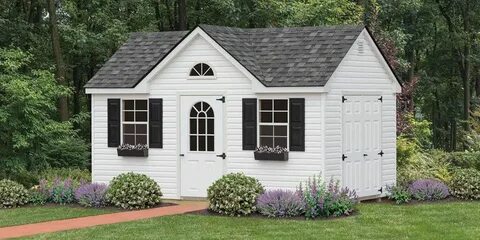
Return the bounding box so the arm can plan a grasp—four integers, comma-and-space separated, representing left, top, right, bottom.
0, 202, 207, 239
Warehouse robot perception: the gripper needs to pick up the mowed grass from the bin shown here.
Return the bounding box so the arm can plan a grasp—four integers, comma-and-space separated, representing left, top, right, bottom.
24, 201, 480, 240
0, 205, 117, 228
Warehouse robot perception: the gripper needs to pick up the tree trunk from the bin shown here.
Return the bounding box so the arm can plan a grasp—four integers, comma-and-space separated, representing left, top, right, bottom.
72, 66, 82, 115
178, 0, 187, 30
46, 0, 69, 121
153, 0, 164, 31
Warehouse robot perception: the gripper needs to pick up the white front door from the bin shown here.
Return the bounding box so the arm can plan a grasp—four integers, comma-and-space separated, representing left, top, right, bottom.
180, 96, 224, 197
342, 95, 382, 197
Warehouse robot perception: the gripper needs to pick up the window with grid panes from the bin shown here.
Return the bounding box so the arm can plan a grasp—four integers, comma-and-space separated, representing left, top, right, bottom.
122, 100, 148, 145
258, 99, 288, 148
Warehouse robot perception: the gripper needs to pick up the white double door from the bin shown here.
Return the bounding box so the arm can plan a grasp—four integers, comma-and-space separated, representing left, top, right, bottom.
180, 96, 224, 197
342, 95, 382, 197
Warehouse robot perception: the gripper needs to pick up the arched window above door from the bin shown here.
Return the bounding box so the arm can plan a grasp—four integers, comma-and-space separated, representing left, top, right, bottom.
189, 101, 214, 151
189, 63, 214, 77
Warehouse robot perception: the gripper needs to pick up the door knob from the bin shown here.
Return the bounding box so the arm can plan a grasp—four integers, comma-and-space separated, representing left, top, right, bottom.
363, 153, 368, 156
179, 154, 184, 157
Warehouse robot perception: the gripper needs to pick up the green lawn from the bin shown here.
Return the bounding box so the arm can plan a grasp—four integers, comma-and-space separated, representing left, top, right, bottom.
0, 205, 117, 228
24, 201, 480, 240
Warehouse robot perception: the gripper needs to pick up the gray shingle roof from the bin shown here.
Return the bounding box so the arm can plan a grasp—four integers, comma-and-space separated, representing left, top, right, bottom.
85, 25, 364, 88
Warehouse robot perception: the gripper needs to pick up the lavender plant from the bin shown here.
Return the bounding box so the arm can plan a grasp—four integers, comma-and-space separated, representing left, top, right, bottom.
255, 146, 288, 153
50, 178, 77, 204
75, 183, 108, 208
298, 174, 358, 218
408, 179, 449, 201
256, 189, 305, 217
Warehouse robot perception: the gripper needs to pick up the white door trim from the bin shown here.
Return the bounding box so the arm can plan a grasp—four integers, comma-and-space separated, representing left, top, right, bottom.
177, 94, 226, 198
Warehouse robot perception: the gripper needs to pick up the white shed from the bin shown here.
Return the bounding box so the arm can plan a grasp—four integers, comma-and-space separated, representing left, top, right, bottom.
85, 25, 401, 199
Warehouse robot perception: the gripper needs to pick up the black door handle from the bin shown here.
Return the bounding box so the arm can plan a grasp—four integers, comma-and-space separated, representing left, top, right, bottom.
363, 154, 368, 156
216, 153, 226, 159
179, 154, 184, 157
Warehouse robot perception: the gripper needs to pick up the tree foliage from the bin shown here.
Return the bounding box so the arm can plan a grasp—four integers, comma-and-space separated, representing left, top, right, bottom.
0, 48, 89, 183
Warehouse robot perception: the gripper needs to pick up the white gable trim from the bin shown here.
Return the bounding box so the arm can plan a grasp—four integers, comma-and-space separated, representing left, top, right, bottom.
135, 27, 260, 91
324, 29, 401, 93
363, 29, 402, 93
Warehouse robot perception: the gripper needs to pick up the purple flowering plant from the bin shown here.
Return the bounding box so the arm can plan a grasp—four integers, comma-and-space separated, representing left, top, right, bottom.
408, 179, 449, 201
256, 189, 305, 218
50, 178, 77, 204
298, 174, 358, 218
75, 183, 108, 208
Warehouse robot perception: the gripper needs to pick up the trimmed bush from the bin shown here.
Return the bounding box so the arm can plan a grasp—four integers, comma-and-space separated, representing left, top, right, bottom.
207, 173, 264, 216
298, 175, 358, 218
106, 172, 162, 209
408, 179, 449, 201
256, 189, 305, 218
0, 179, 29, 208
75, 183, 108, 208
386, 185, 411, 204
449, 168, 480, 200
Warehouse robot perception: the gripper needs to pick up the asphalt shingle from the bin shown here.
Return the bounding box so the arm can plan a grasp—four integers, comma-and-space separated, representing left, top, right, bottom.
85, 25, 364, 88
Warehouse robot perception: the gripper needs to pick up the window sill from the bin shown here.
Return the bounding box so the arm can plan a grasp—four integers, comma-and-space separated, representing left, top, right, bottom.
117, 149, 149, 157
187, 76, 216, 80
254, 152, 288, 161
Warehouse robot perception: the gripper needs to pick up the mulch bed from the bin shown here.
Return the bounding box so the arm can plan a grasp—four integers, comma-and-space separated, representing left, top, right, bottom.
186, 208, 358, 221
359, 196, 463, 205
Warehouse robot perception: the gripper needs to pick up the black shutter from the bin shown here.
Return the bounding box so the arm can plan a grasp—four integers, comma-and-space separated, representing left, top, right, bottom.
107, 99, 121, 147
149, 98, 163, 148
289, 98, 305, 151
242, 98, 257, 150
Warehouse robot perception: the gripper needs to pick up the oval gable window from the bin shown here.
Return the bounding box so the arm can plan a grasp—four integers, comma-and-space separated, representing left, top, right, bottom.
189, 63, 214, 77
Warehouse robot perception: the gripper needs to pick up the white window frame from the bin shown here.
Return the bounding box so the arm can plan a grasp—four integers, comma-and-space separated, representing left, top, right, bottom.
187, 62, 216, 80
121, 99, 149, 145
257, 99, 289, 149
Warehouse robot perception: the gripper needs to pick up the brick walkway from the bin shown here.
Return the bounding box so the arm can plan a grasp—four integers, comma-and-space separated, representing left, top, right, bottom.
0, 202, 207, 239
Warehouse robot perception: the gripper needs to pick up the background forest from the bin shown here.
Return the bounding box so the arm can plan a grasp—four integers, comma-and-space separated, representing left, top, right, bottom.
1, 0, 480, 185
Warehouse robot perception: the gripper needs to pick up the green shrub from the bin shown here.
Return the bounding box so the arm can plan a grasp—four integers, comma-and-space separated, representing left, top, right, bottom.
397, 150, 451, 185
449, 168, 480, 200
0, 179, 30, 208
29, 189, 49, 205
207, 173, 264, 216
39, 168, 91, 185
106, 172, 162, 209
445, 152, 480, 171
386, 185, 411, 204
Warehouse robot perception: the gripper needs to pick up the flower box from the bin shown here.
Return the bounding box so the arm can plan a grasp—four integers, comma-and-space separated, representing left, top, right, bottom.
117, 148, 149, 157
254, 151, 288, 161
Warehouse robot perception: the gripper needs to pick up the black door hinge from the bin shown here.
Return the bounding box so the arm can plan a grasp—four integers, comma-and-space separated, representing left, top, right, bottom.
378, 150, 384, 157
378, 96, 383, 102
342, 154, 347, 161
378, 187, 383, 193
216, 153, 226, 159
342, 96, 347, 103
216, 96, 225, 103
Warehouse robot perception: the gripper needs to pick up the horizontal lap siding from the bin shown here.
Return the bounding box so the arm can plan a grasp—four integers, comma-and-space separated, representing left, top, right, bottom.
324, 31, 397, 191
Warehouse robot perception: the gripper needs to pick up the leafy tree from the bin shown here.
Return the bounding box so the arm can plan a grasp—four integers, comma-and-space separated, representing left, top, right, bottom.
0, 48, 89, 185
